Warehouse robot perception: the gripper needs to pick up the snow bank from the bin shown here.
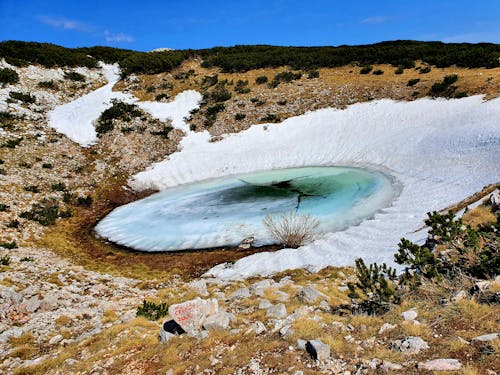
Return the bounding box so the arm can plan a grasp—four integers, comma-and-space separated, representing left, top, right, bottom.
47, 63, 201, 147
128, 96, 500, 279
47, 63, 131, 147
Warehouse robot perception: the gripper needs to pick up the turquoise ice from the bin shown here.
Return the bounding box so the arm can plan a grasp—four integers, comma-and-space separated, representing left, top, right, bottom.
96, 166, 397, 251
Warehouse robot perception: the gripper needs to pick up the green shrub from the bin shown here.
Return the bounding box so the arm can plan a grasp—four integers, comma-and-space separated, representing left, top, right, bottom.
201, 74, 218, 88
347, 258, 397, 304
0, 68, 19, 85
96, 99, 143, 136
234, 79, 250, 94
155, 93, 169, 101
20, 203, 62, 226
209, 87, 232, 102
23, 185, 39, 193
425, 210, 464, 242
235, 113, 246, 120
76, 195, 93, 207
0, 255, 10, 266
270, 71, 302, 87
9, 91, 35, 104
38, 80, 57, 89
255, 76, 268, 84
277, 100, 287, 105
394, 238, 439, 279
394, 66, 404, 74
64, 71, 85, 82
407, 78, 420, 86
360, 66, 373, 74
260, 113, 280, 123
150, 125, 173, 138
4, 56, 29, 67
7, 220, 19, 229
372, 69, 384, 75
443, 74, 458, 85
51, 182, 67, 192
1, 137, 23, 148
136, 300, 169, 320
307, 70, 320, 79
419, 66, 431, 74
0, 204, 9, 212
20, 257, 34, 262
206, 103, 225, 116
0, 241, 17, 249
41, 163, 53, 169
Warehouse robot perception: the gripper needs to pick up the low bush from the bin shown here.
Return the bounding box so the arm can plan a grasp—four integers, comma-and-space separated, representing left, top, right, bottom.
201, 74, 218, 88
41, 163, 53, 169
372, 69, 384, 75
19, 203, 65, 226
263, 211, 320, 248
0, 255, 10, 266
150, 125, 173, 138
307, 70, 320, 79
260, 113, 280, 123
20, 257, 34, 262
76, 195, 93, 207
407, 78, 420, 86
51, 182, 67, 192
9, 91, 35, 104
394, 66, 404, 74
428, 75, 460, 98
347, 259, 398, 304
136, 300, 169, 320
23, 185, 39, 193
419, 66, 431, 74
0, 204, 9, 212
96, 99, 143, 136
0, 68, 19, 85
209, 86, 232, 102
206, 103, 225, 116
63, 71, 85, 82
269, 71, 302, 87
7, 220, 19, 229
37, 80, 57, 89
234, 79, 250, 94
0, 241, 17, 249
360, 65, 373, 74
255, 76, 268, 84
1, 137, 23, 148
235, 113, 246, 120
155, 93, 169, 101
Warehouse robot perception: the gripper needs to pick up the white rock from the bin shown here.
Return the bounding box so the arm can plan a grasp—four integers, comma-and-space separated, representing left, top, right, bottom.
266, 303, 287, 318
297, 339, 307, 350
396, 336, 429, 354
228, 288, 251, 299
168, 298, 218, 335
203, 312, 231, 330
472, 333, 499, 343
248, 321, 267, 335
306, 339, 330, 361
418, 359, 462, 371
258, 299, 273, 309
297, 286, 327, 304
189, 279, 208, 296
401, 310, 418, 321
379, 323, 397, 334
381, 360, 403, 371
49, 334, 63, 345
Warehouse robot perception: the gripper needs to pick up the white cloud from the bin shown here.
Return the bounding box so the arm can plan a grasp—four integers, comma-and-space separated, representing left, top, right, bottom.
360, 16, 390, 25
38, 16, 91, 32
104, 30, 135, 43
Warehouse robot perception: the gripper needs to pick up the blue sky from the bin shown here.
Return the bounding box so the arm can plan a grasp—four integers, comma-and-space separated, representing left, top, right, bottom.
1, 0, 499, 51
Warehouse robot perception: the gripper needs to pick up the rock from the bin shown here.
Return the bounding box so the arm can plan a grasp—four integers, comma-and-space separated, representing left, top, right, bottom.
305, 339, 330, 361
297, 286, 327, 304
394, 336, 429, 354
248, 321, 267, 335
292, 371, 304, 375
489, 192, 500, 212
189, 279, 208, 296
381, 360, 403, 371
203, 312, 232, 330
418, 359, 462, 371
165, 369, 174, 375
258, 299, 273, 309
266, 303, 287, 319
49, 334, 63, 345
40, 293, 59, 312
64, 358, 78, 366
472, 333, 499, 343
379, 323, 397, 334
318, 300, 330, 312
276, 291, 290, 302
168, 298, 218, 335
228, 288, 251, 300
331, 322, 347, 332
17, 296, 40, 314
279, 324, 294, 338
401, 309, 418, 321
297, 339, 307, 350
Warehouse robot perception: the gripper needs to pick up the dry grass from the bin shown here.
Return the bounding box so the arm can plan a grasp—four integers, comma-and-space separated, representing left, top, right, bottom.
462, 204, 497, 228
263, 211, 320, 248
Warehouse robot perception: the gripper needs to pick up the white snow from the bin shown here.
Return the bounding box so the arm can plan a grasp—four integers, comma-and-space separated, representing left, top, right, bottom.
47, 63, 132, 147
47, 63, 201, 146
127, 96, 500, 279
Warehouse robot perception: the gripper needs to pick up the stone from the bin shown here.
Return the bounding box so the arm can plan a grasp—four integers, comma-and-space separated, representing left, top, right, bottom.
258, 299, 273, 309
401, 309, 418, 321
17, 296, 40, 314
379, 323, 397, 334
228, 288, 251, 299
489, 192, 500, 212
203, 312, 231, 330
381, 360, 403, 371
305, 339, 330, 361
395, 336, 429, 355
276, 291, 290, 302
279, 324, 294, 338
472, 333, 499, 343
331, 322, 347, 332
40, 293, 59, 312
168, 298, 218, 335
49, 334, 63, 345
297, 286, 327, 304
248, 321, 267, 335
189, 279, 208, 296
266, 303, 287, 318
451, 290, 468, 302
297, 339, 307, 350
418, 359, 462, 371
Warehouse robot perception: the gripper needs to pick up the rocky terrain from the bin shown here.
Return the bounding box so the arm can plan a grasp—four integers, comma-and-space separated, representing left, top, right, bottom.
0, 54, 499, 375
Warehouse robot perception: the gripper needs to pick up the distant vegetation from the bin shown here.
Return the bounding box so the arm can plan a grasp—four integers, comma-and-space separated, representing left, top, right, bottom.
1, 40, 498, 78
0, 67, 19, 84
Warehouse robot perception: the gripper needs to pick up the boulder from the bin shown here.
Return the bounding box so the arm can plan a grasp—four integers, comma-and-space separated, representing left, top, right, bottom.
489, 192, 500, 212
393, 336, 429, 355
203, 312, 232, 330
188, 279, 208, 296
297, 339, 307, 350
266, 303, 287, 319
401, 309, 418, 321
228, 288, 251, 300
247, 321, 267, 335
381, 360, 403, 371
18, 296, 40, 314
451, 290, 468, 303
297, 286, 327, 304
40, 293, 59, 312
305, 339, 330, 361
258, 299, 273, 309
472, 333, 499, 343
379, 323, 397, 334
168, 298, 218, 335
418, 359, 462, 371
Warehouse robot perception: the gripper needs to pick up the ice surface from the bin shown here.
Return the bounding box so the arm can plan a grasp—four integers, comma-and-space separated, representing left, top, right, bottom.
96, 167, 397, 251
127, 96, 499, 279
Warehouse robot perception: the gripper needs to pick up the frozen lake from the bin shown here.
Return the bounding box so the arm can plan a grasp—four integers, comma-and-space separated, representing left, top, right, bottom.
96, 166, 398, 251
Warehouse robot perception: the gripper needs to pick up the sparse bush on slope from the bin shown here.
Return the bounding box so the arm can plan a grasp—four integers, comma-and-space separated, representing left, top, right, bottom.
263, 211, 320, 248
